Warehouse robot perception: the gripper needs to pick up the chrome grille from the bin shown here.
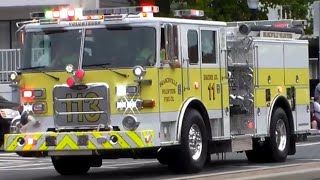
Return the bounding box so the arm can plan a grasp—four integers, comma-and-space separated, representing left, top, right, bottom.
53, 83, 110, 130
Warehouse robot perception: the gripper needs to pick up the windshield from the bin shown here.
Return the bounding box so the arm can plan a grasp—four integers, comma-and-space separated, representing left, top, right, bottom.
82, 26, 156, 68
22, 26, 156, 71
22, 29, 82, 71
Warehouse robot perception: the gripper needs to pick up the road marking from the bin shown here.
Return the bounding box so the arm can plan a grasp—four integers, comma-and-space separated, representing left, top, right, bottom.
0, 157, 39, 160
297, 158, 320, 161
0, 162, 53, 169
0, 159, 29, 162
297, 142, 320, 147
100, 160, 158, 168
0, 153, 17, 156
242, 165, 268, 168
163, 163, 302, 180
231, 167, 320, 180
0, 166, 54, 171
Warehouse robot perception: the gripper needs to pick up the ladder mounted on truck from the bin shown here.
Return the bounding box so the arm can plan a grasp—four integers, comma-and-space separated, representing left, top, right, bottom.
227, 19, 306, 29
226, 19, 307, 40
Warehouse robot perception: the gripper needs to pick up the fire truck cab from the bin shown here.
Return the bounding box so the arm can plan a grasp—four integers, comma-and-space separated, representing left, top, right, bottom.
5, 6, 310, 175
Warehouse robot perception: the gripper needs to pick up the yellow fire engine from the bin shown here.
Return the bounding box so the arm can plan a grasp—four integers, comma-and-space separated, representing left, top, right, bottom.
4, 5, 311, 175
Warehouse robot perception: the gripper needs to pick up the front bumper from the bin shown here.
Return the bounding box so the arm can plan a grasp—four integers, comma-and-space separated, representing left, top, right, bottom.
4, 130, 155, 152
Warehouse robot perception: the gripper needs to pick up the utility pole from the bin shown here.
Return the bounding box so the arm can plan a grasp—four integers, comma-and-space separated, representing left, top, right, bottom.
314, 1, 320, 80
247, 0, 260, 20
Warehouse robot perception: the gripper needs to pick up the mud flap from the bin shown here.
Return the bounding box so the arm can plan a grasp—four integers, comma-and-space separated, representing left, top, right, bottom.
288, 134, 296, 155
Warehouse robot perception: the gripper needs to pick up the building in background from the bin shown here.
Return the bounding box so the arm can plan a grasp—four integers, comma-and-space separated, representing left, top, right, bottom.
0, 0, 130, 49
0, 0, 129, 101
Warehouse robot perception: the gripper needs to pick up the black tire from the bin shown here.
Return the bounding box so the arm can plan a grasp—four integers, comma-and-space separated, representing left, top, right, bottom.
0, 124, 4, 148
156, 148, 172, 165
246, 108, 290, 163
245, 142, 270, 163
168, 108, 208, 173
269, 108, 290, 162
0, 118, 10, 148
245, 149, 260, 163
51, 156, 91, 175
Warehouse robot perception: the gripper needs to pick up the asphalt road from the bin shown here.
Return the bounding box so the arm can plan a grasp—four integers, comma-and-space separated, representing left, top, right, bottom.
1, 136, 320, 180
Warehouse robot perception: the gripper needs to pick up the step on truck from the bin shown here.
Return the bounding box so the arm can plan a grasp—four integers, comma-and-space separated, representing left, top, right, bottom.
4, 5, 311, 175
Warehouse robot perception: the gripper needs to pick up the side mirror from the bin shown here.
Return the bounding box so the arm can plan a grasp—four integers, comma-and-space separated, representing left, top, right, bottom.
164, 23, 173, 61
164, 24, 180, 68
15, 30, 25, 48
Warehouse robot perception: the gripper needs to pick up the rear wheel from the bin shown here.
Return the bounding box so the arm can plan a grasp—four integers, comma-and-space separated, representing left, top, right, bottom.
168, 108, 208, 173
245, 107, 290, 163
269, 108, 290, 162
156, 148, 174, 165
51, 156, 91, 175
245, 141, 270, 163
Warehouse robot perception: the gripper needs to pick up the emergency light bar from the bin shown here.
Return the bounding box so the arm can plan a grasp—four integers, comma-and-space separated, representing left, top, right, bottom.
83, 6, 159, 16
174, 9, 204, 18
30, 7, 84, 21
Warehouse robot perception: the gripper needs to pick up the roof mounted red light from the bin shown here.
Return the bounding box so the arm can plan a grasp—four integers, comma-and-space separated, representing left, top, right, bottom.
142, 6, 152, 13
273, 23, 289, 28
142, 6, 159, 13
83, 6, 159, 16
53, 9, 60, 18
67, 9, 75, 17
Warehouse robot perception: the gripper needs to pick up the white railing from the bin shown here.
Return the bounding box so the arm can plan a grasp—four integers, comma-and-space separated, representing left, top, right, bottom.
0, 49, 21, 83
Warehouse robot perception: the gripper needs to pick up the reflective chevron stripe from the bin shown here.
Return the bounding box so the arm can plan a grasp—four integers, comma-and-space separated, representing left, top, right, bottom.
4, 130, 155, 152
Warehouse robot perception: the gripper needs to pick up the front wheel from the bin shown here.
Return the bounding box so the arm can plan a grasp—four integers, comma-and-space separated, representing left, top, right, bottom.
0, 118, 10, 148
168, 108, 208, 173
51, 156, 91, 175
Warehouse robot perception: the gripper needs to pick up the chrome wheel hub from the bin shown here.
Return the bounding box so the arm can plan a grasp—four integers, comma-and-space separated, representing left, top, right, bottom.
275, 119, 287, 151
188, 124, 202, 160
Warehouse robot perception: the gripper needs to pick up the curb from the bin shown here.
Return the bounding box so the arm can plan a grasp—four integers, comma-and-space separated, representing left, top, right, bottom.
306, 134, 320, 142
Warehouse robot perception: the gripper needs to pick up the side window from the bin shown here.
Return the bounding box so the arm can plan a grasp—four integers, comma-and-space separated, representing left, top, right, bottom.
201, 30, 216, 64
187, 30, 199, 64
160, 25, 179, 61
173, 25, 179, 59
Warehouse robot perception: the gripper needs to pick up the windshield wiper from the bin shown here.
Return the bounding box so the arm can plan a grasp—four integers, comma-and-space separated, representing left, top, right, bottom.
18, 66, 60, 81
82, 63, 128, 78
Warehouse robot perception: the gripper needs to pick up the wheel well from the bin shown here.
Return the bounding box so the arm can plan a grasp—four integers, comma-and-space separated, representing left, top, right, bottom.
185, 100, 212, 141
271, 96, 294, 135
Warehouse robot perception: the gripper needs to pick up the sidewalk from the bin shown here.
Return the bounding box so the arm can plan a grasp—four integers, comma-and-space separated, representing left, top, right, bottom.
306, 132, 320, 143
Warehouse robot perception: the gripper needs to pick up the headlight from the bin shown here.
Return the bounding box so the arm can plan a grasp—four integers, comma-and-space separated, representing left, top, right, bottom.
8, 71, 20, 82
134, 67, 142, 76
116, 85, 127, 96
116, 85, 140, 96
133, 66, 146, 78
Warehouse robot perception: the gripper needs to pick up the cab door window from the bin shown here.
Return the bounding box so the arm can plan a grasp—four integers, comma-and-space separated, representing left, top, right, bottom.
201, 30, 216, 64
187, 30, 199, 64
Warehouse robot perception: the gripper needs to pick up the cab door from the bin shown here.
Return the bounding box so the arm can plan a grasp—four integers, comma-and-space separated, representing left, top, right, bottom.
155, 25, 182, 119
180, 25, 201, 101
199, 27, 228, 138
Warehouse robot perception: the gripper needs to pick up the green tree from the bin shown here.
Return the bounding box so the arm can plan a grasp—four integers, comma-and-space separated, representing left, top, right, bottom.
259, 0, 315, 34
129, 0, 315, 34
128, 0, 173, 16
